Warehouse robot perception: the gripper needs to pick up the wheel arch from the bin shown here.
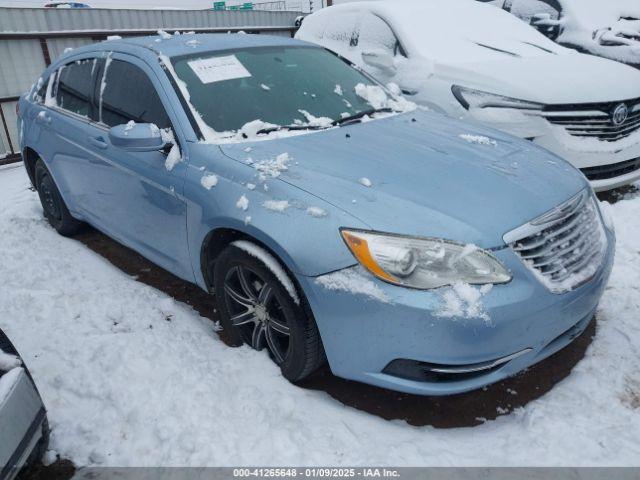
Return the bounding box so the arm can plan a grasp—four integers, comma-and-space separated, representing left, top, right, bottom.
22, 146, 41, 187
199, 226, 302, 296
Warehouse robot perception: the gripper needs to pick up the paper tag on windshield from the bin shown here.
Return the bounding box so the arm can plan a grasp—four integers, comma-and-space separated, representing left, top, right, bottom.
188, 55, 251, 84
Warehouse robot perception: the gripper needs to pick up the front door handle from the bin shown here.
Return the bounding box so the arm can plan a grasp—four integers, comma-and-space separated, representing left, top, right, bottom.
89, 136, 108, 150
36, 111, 51, 125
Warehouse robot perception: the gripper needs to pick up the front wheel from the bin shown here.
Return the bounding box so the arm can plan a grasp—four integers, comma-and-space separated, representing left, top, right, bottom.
213, 244, 324, 382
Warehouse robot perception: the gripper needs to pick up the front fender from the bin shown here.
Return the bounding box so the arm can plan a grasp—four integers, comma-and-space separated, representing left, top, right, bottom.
185, 144, 367, 290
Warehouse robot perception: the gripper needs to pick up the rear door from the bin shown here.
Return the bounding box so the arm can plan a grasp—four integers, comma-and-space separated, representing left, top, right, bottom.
34, 56, 101, 217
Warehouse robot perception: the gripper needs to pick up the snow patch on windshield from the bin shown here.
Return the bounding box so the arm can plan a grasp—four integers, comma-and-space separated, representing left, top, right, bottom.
157, 29, 172, 39
435, 282, 493, 323
232, 240, 300, 305
316, 266, 390, 304
355, 83, 415, 112
297, 110, 334, 128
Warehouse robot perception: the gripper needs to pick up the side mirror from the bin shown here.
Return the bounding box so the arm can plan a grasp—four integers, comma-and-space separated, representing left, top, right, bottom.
361, 49, 397, 74
109, 123, 167, 152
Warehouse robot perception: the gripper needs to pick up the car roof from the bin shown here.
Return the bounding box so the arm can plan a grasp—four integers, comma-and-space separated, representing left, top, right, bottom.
57, 32, 314, 63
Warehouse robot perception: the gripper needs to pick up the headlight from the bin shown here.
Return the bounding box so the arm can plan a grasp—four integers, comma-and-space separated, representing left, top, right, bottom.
452, 85, 544, 111
341, 229, 512, 290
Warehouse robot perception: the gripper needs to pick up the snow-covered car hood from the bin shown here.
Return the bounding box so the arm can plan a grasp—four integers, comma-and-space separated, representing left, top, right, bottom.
444, 51, 640, 104
220, 110, 587, 249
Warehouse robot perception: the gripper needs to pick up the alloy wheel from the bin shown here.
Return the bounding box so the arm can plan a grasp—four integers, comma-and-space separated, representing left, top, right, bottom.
223, 265, 291, 363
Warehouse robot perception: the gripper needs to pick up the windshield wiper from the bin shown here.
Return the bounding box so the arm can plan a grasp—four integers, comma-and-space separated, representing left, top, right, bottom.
332, 108, 393, 127
252, 124, 329, 136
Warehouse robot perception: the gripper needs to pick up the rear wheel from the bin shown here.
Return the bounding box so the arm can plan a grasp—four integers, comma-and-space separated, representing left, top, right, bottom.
213, 244, 324, 382
34, 159, 82, 236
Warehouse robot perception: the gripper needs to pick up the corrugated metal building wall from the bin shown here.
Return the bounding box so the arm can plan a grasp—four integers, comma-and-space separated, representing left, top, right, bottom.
0, 7, 301, 161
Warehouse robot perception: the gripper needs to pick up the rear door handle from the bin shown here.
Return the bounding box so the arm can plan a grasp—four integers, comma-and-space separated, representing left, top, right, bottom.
89, 136, 108, 150
36, 111, 51, 125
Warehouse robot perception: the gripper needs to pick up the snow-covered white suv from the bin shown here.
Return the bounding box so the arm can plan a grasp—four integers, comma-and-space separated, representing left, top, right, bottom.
297, 0, 640, 191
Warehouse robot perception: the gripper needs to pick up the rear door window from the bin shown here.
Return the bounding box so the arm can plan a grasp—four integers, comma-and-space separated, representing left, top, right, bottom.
55, 58, 98, 119
99, 59, 171, 130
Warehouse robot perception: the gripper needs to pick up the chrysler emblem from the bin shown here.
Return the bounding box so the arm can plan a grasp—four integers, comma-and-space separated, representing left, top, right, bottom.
612, 103, 629, 126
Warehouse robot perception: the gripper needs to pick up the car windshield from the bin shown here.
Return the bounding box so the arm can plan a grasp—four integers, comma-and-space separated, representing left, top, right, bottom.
170, 46, 398, 135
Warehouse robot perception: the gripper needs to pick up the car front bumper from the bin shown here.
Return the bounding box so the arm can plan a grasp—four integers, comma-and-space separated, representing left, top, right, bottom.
299, 229, 615, 396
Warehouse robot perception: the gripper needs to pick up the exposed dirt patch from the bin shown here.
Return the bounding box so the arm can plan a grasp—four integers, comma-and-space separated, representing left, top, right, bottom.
17, 459, 75, 480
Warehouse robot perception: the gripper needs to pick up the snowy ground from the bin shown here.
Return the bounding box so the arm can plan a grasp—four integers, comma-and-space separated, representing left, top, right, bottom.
0, 163, 639, 467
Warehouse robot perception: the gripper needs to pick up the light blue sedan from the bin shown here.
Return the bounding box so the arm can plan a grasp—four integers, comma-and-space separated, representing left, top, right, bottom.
17, 33, 615, 395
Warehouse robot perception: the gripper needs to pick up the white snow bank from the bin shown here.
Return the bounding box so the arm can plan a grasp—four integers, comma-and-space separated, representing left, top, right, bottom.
316, 266, 390, 304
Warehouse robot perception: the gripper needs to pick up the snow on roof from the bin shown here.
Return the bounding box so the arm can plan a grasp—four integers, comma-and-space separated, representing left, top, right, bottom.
314, 0, 567, 63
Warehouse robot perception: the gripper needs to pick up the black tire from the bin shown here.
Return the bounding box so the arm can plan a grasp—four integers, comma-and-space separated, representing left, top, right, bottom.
214, 244, 324, 382
34, 159, 82, 236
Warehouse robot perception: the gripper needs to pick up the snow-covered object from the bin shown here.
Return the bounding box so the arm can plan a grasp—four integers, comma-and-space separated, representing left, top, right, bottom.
359, 177, 372, 187
0, 368, 22, 405
252, 153, 291, 181
306, 207, 327, 218
540, 0, 640, 65
162, 129, 182, 171
354, 83, 415, 112
157, 30, 172, 40
297, 110, 334, 128
316, 266, 390, 303
0, 349, 21, 371
262, 200, 290, 212
200, 174, 218, 190
236, 195, 249, 211
232, 240, 300, 305
459, 134, 498, 146
435, 282, 493, 323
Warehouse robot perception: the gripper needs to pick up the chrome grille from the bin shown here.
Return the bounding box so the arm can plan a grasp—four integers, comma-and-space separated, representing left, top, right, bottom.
504, 191, 606, 293
543, 100, 640, 142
